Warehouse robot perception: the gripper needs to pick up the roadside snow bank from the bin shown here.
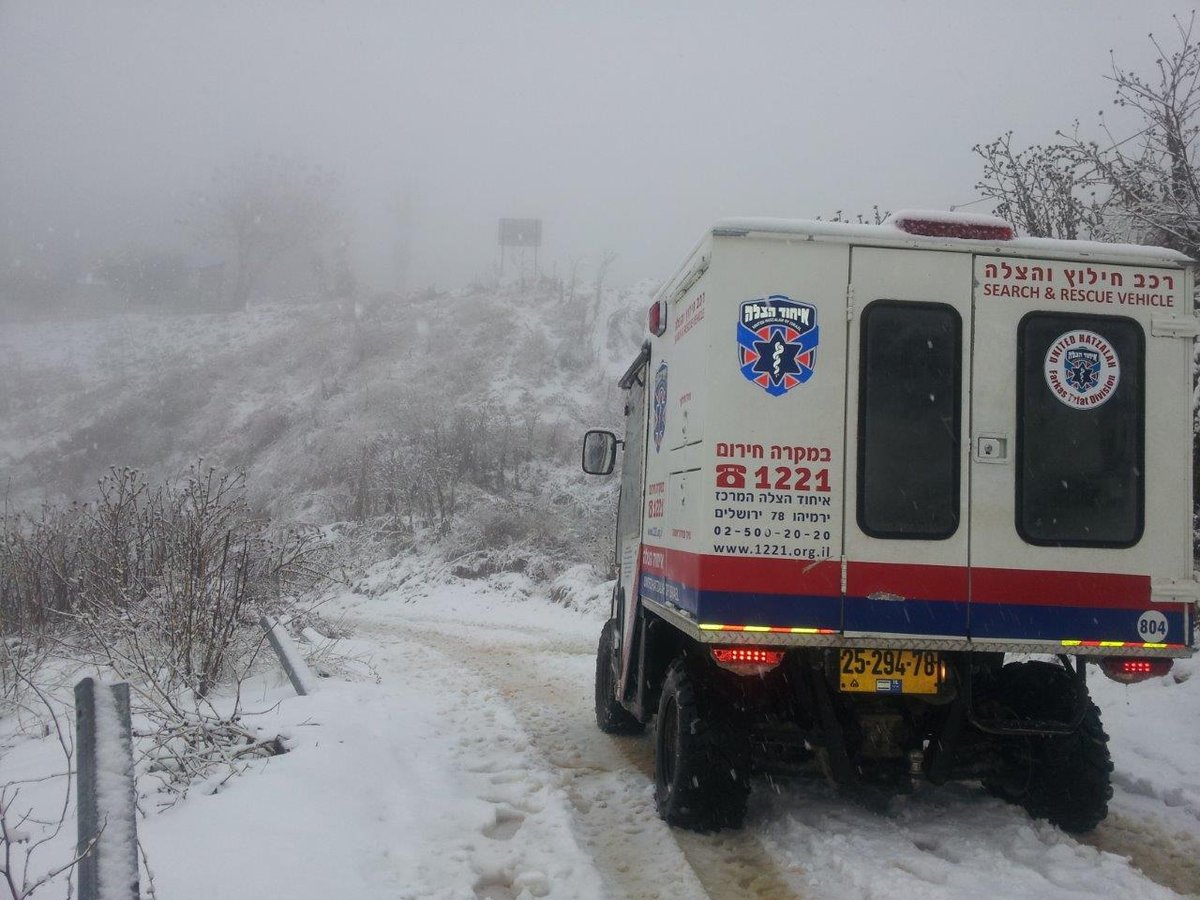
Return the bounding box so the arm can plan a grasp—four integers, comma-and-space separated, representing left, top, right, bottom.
142, 633, 607, 899
1092, 655, 1200, 822
549, 566, 614, 615
760, 780, 1178, 900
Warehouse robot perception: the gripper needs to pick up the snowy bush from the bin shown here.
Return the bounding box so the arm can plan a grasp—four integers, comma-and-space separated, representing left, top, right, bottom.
1, 464, 336, 804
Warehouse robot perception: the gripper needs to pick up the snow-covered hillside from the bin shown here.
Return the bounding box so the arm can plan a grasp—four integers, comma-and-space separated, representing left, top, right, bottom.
0, 282, 648, 507
0, 279, 651, 576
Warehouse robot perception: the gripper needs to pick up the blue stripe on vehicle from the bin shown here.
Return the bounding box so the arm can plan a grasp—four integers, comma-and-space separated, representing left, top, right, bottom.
970, 603, 1189, 645
640, 574, 841, 629
844, 596, 967, 636
640, 573, 1191, 647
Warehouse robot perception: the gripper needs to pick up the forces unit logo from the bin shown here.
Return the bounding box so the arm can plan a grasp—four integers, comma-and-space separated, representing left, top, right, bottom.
736, 295, 820, 397
1043, 329, 1120, 409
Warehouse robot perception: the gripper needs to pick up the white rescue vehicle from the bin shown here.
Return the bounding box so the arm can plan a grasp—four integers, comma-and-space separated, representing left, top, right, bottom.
582, 210, 1197, 833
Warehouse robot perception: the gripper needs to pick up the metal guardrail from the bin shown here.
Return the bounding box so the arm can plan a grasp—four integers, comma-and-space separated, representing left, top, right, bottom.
75, 678, 140, 900
260, 615, 318, 696
74, 623, 314, 898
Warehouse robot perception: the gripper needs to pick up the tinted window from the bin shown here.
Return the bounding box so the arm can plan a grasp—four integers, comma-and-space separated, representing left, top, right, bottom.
858, 302, 961, 539
617, 365, 647, 542
1017, 313, 1143, 546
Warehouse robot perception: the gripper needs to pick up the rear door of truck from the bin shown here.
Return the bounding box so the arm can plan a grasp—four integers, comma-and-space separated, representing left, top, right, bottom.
844, 247, 1194, 650
969, 257, 1194, 650
842, 247, 973, 639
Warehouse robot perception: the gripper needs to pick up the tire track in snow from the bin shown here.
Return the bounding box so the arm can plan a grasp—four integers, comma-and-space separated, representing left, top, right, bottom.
593, 730, 805, 899
352, 613, 806, 900
1081, 812, 1200, 897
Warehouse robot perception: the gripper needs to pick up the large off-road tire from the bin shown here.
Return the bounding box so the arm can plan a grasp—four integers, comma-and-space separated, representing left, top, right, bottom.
594, 620, 644, 734
983, 660, 1113, 834
654, 656, 749, 831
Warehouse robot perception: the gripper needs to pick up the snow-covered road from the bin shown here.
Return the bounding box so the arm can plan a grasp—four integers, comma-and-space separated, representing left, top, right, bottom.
132, 571, 1200, 899
361, 614, 804, 900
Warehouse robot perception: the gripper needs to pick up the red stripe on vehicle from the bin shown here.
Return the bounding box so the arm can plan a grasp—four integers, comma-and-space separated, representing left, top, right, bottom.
971, 566, 1150, 609
641, 545, 841, 596
846, 561, 966, 602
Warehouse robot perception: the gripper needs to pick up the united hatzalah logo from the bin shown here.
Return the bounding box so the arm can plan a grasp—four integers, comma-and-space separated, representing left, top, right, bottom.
1043, 329, 1120, 409
736, 295, 820, 397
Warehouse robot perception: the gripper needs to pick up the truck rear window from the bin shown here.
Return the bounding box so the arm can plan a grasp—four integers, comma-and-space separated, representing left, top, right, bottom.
1017, 313, 1144, 547
858, 301, 962, 540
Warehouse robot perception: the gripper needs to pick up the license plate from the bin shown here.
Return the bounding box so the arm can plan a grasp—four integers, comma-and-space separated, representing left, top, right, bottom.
838, 649, 940, 695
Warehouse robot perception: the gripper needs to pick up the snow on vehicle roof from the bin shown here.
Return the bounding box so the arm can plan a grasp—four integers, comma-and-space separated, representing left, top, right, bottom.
888, 208, 1013, 229
711, 212, 1193, 265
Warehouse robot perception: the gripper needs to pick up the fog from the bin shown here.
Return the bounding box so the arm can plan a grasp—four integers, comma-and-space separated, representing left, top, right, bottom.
1, 0, 1191, 294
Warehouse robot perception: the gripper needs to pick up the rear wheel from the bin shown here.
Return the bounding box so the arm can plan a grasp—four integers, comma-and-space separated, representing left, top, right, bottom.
983, 660, 1113, 834
594, 619, 644, 734
654, 656, 749, 831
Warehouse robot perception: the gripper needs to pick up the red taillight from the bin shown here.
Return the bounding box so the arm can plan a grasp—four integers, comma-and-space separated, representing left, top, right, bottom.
648, 299, 667, 336
890, 212, 1014, 241
1099, 656, 1173, 684
711, 646, 785, 674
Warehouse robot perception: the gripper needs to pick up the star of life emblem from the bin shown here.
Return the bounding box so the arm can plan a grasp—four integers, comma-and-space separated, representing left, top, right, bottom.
1043, 329, 1120, 409
1064, 347, 1100, 393
736, 296, 820, 397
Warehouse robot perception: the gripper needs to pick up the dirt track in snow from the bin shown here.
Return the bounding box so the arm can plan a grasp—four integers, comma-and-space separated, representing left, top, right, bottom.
352, 614, 805, 899
1082, 812, 1200, 897
349, 609, 1199, 899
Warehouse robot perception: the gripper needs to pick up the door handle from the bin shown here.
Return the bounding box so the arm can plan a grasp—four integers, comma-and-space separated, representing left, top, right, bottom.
974, 434, 1009, 463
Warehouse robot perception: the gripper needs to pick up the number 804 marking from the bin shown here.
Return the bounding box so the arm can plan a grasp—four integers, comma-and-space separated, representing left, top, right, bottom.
1136, 610, 1169, 642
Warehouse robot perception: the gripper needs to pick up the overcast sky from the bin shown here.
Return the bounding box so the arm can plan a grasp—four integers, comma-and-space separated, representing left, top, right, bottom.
1, 0, 1193, 290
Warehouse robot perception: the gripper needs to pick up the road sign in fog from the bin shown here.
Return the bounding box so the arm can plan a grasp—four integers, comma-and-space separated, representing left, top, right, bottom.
499, 218, 542, 248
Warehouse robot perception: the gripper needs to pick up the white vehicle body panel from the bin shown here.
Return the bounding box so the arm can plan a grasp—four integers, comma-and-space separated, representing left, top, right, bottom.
615, 217, 1194, 687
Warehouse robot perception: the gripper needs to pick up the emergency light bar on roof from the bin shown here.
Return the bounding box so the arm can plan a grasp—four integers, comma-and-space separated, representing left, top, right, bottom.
885, 209, 1015, 241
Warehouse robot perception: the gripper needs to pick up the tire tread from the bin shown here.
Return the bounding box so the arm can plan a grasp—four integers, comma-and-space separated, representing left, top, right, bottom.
654, 656, 749, 831
985, 661, 1113, 834
594, 620, 644, 735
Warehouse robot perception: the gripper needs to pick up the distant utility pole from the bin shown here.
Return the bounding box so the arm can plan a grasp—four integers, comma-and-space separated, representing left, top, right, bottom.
388, 190, 413, 295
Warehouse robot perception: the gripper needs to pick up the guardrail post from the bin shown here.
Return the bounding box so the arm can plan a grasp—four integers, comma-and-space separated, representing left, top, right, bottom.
260, 615, 317, 696
75, 678, 140, 900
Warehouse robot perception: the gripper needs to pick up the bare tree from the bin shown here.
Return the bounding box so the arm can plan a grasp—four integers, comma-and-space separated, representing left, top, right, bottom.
1065, 14, 1200, 257
591, 251, 617, 327
560, 257, 580, 307
973, 16, 1200, 251
192, 154, 340, 309
819, 206, 891, 225
973, 132, 1102, 238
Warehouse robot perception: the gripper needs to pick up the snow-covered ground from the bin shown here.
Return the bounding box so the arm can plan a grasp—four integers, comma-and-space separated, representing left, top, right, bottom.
7, 559, 1197, 900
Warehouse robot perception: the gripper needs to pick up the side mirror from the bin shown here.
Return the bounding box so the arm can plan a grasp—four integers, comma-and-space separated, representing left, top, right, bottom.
581, 430, 619, 475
